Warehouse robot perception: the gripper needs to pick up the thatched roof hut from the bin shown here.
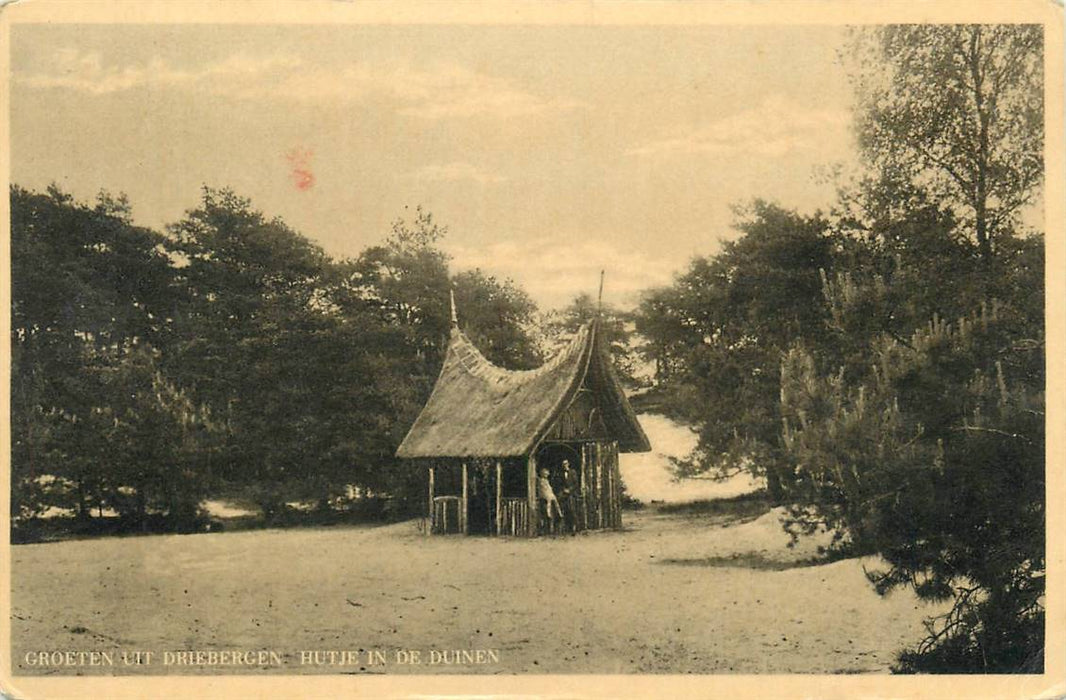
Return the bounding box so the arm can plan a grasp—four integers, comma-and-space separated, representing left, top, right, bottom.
397, 311, 650, 537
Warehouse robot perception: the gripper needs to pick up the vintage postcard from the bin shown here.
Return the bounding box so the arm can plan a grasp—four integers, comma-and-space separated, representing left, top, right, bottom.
1, 1, 1063, 698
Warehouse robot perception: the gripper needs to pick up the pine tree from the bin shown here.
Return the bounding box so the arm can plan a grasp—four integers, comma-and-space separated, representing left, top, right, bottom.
777, 298, 1044, 672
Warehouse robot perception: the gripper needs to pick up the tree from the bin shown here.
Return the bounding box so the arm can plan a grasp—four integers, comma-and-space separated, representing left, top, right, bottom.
542, 292, 643, 386
10, 185, 179, 522
348, 205, 453, 376
623, 24, 1044, 673
163, 188, 349, 513
851, 25, 1044, 262
633, 202, 835, 481
164, 187, 331, 408
346, 207, 546, 512
759, 25, 1048, 670
452, 269, 541, 370
98, 347, 221, 526
778, 301, 1044, 672
11, 184, 549, 528
633, 285, 687, 384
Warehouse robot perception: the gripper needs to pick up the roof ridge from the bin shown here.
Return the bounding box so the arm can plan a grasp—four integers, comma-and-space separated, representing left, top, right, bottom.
450, 323, 590, 383
396, 318, 649, 459
523, 319, 597, 455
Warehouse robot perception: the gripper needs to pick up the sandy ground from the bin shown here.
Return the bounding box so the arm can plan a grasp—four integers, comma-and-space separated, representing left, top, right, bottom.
10, 505, 948, 676
619, 414, 764, 503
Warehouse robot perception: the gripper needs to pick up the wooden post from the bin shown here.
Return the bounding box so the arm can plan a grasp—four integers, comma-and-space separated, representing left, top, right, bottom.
609, 445, 618, 526
606, 443, 614, 528
495, 460, 502, 536
527, 453, 537, 537
461, 462, 469, 535
595, 442, 603, 529
585, 443, 593, 529
609, 443, 616, 528
579, 443, 588, 531
428, 465, 435, 535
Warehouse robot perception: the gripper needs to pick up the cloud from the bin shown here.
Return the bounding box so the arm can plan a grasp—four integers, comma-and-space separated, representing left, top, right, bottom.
401, 90, 584, 120
404, 162, 507, 186
252, 61, 586, 119
446, 236, 678, 311
627, 96, 851, 159
17, 47, 301, 95
17, 48, 584, 120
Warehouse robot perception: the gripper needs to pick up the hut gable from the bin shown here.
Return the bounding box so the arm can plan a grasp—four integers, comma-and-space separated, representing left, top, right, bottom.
395, 321, 650, 459
544, 382, 609, 442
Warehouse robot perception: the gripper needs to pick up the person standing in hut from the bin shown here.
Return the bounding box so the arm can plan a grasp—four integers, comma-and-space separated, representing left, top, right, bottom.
556, 460, 579, 535
536, 467, 562, 535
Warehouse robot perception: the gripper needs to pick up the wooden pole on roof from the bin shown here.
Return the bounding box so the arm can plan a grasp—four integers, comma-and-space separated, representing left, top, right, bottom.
597, 270, 605, 317
450, 288, 458, 326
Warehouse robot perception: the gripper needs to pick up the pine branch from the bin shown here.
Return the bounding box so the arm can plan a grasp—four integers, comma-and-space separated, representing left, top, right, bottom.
949, 425, 1034, 444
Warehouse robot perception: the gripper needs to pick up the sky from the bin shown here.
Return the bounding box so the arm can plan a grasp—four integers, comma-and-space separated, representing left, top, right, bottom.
10, 24, 859, 311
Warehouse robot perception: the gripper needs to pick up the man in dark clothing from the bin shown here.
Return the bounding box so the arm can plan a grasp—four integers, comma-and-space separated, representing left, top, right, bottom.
556, 460, 580, 535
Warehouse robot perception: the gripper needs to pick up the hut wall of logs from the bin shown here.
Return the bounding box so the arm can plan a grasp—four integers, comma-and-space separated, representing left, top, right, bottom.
425, 440, 623, 536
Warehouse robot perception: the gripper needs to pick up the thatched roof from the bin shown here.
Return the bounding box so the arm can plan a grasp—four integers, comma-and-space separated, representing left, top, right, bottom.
396, 321, 651, 459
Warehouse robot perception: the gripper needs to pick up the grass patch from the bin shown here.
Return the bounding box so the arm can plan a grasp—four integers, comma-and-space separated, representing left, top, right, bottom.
654, 490, 771, 519
658, 552, 826, 571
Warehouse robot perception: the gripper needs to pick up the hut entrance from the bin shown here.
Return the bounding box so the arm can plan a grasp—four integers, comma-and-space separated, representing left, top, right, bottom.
535, 443, 581, 479
535, 442, 582, 533
535, 440, 623, 532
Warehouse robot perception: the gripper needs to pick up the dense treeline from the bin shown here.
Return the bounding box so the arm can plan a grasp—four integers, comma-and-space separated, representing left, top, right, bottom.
11, 187, 543, 532
633, 25, 1045, 672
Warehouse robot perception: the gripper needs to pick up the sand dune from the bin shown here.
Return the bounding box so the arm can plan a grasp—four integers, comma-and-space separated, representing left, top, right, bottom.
620, 414, 763, 503
10, 505, 944, 676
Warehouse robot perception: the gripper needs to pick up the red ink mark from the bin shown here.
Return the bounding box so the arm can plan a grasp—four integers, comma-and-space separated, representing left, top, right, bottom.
286, 148, 315, 191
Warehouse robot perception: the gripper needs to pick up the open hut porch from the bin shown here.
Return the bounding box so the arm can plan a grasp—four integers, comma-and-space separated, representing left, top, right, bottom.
424, 440, 623, 537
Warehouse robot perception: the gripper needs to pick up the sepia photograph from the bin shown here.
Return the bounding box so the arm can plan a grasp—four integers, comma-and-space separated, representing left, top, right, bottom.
1, 1, 1063, 698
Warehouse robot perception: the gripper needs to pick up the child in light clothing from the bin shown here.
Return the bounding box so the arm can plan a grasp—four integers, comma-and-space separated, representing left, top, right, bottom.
536, 467, 562, 533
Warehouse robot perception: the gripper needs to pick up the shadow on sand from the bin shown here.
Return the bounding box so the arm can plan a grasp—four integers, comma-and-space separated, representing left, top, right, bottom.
656, 552, 827, 571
